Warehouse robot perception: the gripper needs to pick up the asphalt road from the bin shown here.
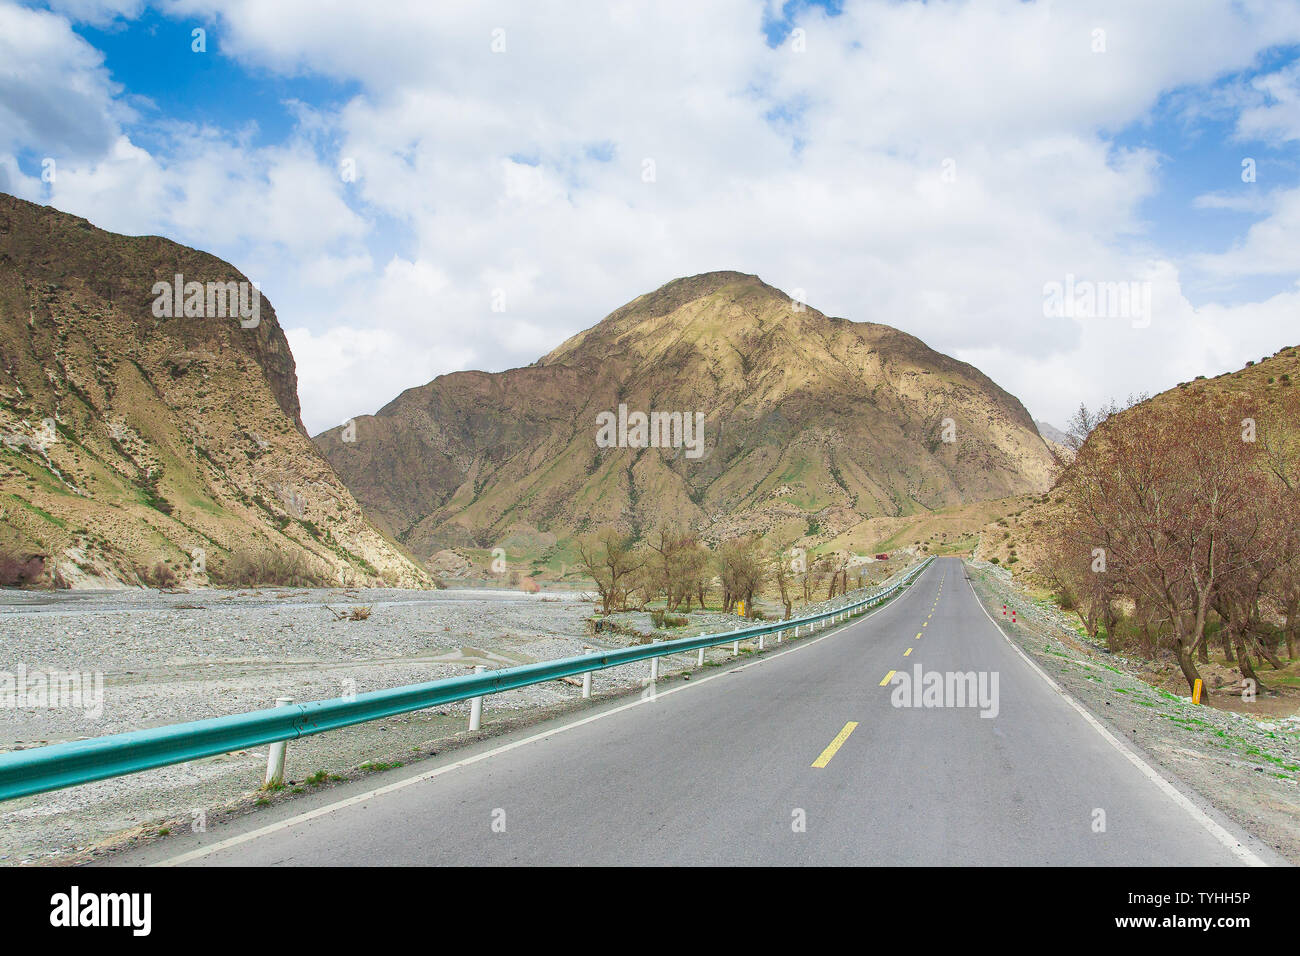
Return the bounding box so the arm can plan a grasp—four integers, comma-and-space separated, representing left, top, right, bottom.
116, 557, 1271, 866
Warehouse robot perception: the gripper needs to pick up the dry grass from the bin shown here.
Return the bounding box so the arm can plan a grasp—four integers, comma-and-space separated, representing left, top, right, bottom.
327, 605, 372, 621
209, 548, 330, 588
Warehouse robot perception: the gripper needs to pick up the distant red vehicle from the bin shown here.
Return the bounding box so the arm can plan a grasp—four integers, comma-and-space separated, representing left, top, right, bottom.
874, 553, 890, 561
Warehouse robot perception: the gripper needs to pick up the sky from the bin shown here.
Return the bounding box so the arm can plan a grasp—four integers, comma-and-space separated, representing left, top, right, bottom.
3, 0, 1300, 436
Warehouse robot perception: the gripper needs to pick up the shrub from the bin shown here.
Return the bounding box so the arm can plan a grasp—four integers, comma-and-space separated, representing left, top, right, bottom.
1054, 584, 1078, 612
650, 609, 688, 628
209, 548, 329, 587
328, 605, 371, 621
137, 560, 178, 589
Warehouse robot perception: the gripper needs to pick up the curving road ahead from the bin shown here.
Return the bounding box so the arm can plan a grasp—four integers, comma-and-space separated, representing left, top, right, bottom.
114, 557, 1273, 866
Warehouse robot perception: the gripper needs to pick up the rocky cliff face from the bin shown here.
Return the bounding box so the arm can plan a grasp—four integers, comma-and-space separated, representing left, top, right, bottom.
317, 271, 1056, 565
0, 193, 428, 588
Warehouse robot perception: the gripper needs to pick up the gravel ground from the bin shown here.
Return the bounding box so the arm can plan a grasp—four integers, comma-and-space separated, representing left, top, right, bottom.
0, 581, 884, 865
965, 561, 1300, 863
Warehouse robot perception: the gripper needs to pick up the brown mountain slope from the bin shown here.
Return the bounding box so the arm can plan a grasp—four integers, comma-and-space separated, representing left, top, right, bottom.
977, 344, 1300, 577
0, 193, 428, 588
317, 272, 1055, 563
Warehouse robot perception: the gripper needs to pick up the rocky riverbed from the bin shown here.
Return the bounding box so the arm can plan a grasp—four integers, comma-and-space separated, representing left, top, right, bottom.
0, 585, 757, 863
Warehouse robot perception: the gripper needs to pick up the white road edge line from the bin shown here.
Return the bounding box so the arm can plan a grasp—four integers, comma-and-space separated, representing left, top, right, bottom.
154, 563, 933, 866
965, 569, 1267, 867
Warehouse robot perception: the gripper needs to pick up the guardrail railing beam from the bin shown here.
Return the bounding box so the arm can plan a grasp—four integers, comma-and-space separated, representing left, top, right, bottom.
0, 557, 933, 802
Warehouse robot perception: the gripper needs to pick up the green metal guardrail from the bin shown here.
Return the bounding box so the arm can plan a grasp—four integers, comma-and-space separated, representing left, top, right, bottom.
0, 557, 933, 801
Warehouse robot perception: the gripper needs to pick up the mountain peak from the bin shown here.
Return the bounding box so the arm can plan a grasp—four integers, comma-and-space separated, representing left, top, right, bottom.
631, 270, 780, 311
540, 270, 819, 367
318, 271, 1056, 559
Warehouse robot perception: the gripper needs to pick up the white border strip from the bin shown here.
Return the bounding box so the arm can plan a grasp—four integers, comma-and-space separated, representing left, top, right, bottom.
965, 570, 1266, 867
154, 562, 932, 866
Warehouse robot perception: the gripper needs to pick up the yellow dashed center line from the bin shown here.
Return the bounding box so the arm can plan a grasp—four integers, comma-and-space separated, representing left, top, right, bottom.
879, 669, 896, 686
903, 647, 912, 657
915, 632, 922, 640
811, 721, 859, 769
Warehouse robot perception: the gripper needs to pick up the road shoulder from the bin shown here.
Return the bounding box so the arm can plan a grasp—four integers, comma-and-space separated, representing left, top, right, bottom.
964, 560, 1298, 865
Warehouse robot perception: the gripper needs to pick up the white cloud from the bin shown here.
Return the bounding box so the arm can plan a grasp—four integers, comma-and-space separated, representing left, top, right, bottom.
1193, 186, 1300, 278
1237, 62, 1300, 144
45, 128, 367, 252
0, 3, 124, 160
6, 0, 1300, 433
45, 0, 144, 26
1192, 190, 1275, 213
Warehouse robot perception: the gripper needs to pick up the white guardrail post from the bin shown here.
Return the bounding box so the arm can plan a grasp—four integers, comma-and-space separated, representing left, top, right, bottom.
263, 695, 294, 787
469, 665, 485, 731
582, 647, 595, 698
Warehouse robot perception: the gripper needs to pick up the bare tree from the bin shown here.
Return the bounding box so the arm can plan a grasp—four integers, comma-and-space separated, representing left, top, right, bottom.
717, 536, 767, 615
804, 555, 831, 606
1210, 476, 1285, 690
771, 540, 798, 620
1258, 392, 1300, 662
823, 553, 849, 600
649, 527, 711, 612
1047, 509, 1124, 650
576, 528, 643, 614
1056, 395, 1265, 695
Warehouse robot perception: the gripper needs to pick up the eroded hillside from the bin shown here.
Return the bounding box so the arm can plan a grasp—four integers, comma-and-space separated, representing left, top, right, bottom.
0, 194, 428, 588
